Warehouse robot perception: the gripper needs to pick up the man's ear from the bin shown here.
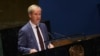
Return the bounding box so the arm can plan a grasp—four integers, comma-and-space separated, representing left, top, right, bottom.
29, 14, 31, 18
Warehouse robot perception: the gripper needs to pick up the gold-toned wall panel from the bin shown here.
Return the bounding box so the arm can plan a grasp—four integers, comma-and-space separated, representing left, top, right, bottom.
0, 0, 38, 29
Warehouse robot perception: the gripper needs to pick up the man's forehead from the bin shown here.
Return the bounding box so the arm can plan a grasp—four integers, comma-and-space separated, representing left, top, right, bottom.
34, 7, 41, 10
33, 7, 41, 12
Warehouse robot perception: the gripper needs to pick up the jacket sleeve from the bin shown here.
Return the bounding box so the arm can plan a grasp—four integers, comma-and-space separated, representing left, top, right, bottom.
18, 30, 31, 55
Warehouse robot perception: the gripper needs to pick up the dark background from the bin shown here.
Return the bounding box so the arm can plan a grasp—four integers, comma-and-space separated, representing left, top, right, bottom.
0, 0, 100, 35
0, 0, 100, 56
39, 0, 100, 35
0, 0, 38, 29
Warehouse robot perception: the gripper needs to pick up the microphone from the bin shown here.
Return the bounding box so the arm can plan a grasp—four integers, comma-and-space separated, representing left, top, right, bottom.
44, 32, 57, 43
45, 32, 66, 42
53, 32, 66, 37
45, 32, 69, 43
52, 32, 74, 39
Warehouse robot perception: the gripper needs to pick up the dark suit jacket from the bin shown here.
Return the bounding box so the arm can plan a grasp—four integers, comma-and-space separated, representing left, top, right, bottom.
18, 22, 49, 55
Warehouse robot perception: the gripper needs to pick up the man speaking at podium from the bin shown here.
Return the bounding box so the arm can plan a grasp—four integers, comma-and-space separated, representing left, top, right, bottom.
18, 4, 54, 55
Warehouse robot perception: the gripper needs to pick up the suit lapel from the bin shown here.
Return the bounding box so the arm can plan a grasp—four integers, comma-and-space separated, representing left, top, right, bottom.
27, 22, 39, 50
27, 22, 48, 50
39, 24, 47, 42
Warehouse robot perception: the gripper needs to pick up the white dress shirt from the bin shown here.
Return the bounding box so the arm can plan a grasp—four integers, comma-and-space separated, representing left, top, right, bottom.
29, 21, 46, 51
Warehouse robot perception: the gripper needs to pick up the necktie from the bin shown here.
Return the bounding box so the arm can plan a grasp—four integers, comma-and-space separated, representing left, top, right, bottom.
36, 26, 45, 51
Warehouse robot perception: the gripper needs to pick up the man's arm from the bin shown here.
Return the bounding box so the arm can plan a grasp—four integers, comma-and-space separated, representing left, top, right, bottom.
18, 30, 37, 55
42, 23, 54, 49
18, 30, 31, 55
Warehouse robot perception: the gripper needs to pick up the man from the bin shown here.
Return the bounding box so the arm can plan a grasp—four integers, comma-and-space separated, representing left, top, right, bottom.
18, 4, 54, 55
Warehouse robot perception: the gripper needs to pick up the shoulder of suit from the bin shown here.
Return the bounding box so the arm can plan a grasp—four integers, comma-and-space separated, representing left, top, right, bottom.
40, 23, 46, 26
19, 23, 46, 31
19, 22, 30, 32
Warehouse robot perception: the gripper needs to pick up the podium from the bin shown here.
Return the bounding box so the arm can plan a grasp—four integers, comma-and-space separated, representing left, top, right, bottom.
21, 35, 100, 56
23, 46, 69, 56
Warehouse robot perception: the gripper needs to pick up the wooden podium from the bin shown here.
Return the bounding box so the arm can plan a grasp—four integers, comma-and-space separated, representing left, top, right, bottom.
21, 35, 100, 56
22, 38, 83, 56
23, 46, 69, 56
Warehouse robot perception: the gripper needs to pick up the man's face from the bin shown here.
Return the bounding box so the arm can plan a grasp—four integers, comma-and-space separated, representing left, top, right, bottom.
29, 8, 41, 25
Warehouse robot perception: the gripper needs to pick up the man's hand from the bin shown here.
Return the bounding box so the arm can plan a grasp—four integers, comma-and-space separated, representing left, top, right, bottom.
30, 49, 37, 54
48, 43, 54, 49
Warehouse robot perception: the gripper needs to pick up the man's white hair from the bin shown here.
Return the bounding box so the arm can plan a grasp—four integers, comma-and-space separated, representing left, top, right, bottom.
28, 4, 41, 14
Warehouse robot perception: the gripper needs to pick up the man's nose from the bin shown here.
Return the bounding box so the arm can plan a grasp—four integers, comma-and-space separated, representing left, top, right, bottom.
38, 15, 41, 18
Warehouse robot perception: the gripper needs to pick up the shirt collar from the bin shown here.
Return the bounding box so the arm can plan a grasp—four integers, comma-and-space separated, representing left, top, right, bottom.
29, 20, 39, 28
